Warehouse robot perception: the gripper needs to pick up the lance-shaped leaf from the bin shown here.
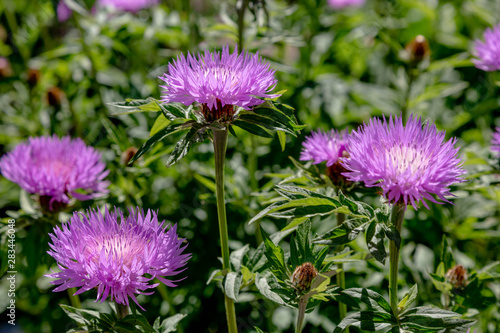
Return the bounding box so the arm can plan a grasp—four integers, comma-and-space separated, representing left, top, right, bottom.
398, 284, 418, 313
108, 97, 162, 115
313, 219, 367, 246
399, 307, 476, 332
338, 288, 394, 314
238, 112, 297, 136
233, 119, 274, 138
333, 311, 396, 333
166, 123, 208, 167
129, 122, 188, 164
365, 221, 387, 264
224, 272, 243, 302
261, 227, 288, 281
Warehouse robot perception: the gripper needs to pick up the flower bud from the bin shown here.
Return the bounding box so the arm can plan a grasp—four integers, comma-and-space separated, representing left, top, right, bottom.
122, 147, 139, 166
291, 262, 318, 293
0, 57, 13, 79
27, 68, 41, 88
445, 264, 468, 290
404, 35, 430, 63
47, 87, 65, 107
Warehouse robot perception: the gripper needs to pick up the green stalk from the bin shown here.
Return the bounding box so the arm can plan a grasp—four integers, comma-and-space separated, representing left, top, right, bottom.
389, 204, 405, 315
67, 288, 81, 308
336, 213, 348, 333
295, 295, 307, 333
213, 129, 238, 333
116, 302, 129, 319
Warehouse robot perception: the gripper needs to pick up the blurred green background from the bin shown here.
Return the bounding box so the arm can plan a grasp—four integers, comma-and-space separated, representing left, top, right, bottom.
0, 0, 499, 332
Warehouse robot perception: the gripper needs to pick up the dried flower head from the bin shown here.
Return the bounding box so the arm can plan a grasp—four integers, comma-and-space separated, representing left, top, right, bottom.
47, 207, 191, 309
291, 262, 318, 293
327, 0, 365, 9
445, 265, 469, 290
0, 136, 109, 210
341, 114, 466, 209
47, 87, 65, 107
472, 24, 500, 71
159, 45, 280, 122
491, 127, 500, 157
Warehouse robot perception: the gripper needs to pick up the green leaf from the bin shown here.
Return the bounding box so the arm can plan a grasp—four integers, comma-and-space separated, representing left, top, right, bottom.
225, 272, 243, 301
339, 288, 393, 314
254, 327, 268, 333
261, 227, 288, 281
333, 311, 395, 333
277, 130, 286, 151
166, 124, 207, 167
150, 114, 171, 137
383, 225, 401, 250
254, 273, 292, 308
159, 314, 187, 333
193, 174, 216, 193
398, 284, 418, 312
399, 307, 476, 332
238, 113, 297, 136
130, 122, 187, 164
314, 219, 367, 246
60, 304, 100, 325
120, 313, 155, 332
156, 102, 188, 120
230, 244, 250, 272
365, 222, 387, 264
233, 120, 274, 138
108, 98, 161, 115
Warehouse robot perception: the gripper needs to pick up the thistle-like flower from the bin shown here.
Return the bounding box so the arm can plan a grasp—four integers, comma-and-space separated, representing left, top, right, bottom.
47, 207, 191, 309
327, 0, 365, 9
341, 115, 466, 209
291, 262, 318, 294
159, 45, 280, 122
491, 127, 500, 157
445, 265, 469, 291
472, 24, 500, 71
300, 129, 348, 167
0, 136, 109, 210
56, 0, 159, 22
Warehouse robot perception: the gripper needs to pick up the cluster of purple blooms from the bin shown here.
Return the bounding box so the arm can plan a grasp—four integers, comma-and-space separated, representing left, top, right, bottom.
473, 23, 500, 71
301, 115, 467, 210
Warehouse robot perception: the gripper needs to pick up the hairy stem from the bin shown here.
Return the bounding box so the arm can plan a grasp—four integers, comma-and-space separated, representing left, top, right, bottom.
116, 302, 129, 319
336, 213, 348, 333
67, 288, 81, 308
213, 129, 238, 333
389, 204, 405, 316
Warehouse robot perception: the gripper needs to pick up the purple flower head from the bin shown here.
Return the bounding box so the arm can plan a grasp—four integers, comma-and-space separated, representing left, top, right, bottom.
341, 115, 466, 210
57, 1, 73, 22
300, 129, 348, 167
159, 45, 280, 120
47, 207, 191, 310
327, 0, 365, 9
99, 0, 159, 12
492, 127, 500, 157
472, 24, 500, 71
0, 135, 109, 210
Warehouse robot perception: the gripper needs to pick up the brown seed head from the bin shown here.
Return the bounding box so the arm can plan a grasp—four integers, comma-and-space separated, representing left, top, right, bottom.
291, 262, 318, 293
0, 57, 13, 79
327, 160, 352, 190
27, 68, 41, 87
47, 87, 65, 107
445, 265, 468, 290
405, 35, 430, 63
122, 147, 139, 166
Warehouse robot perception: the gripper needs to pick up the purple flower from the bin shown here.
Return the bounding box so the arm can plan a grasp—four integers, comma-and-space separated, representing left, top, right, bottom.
57, 1, 73, 22
47, 207, 191, 309
0, 136, 109, 210
159, 45, 280, 114
472, 24, 500, 71
99, 0, 159, 12
327, 0, 365, 9
341, 115, 466, 209
300, 129, 348, 167
492, 127, 500, 157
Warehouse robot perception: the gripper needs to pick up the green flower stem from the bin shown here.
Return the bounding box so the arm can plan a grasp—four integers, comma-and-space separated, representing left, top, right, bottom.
67, 288, 81, 308
336, 212, 348, 333
213, 129, 238, 333
295, 295, 307, 333
389, 203, 406, 315
116, 302, 129, 319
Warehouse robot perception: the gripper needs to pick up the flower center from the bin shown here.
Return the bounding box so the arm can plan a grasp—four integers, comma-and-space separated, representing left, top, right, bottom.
41, 159, 73, 179
84, 232, 147, 268
203, 65, 240, 87
386, 144, 431, 177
